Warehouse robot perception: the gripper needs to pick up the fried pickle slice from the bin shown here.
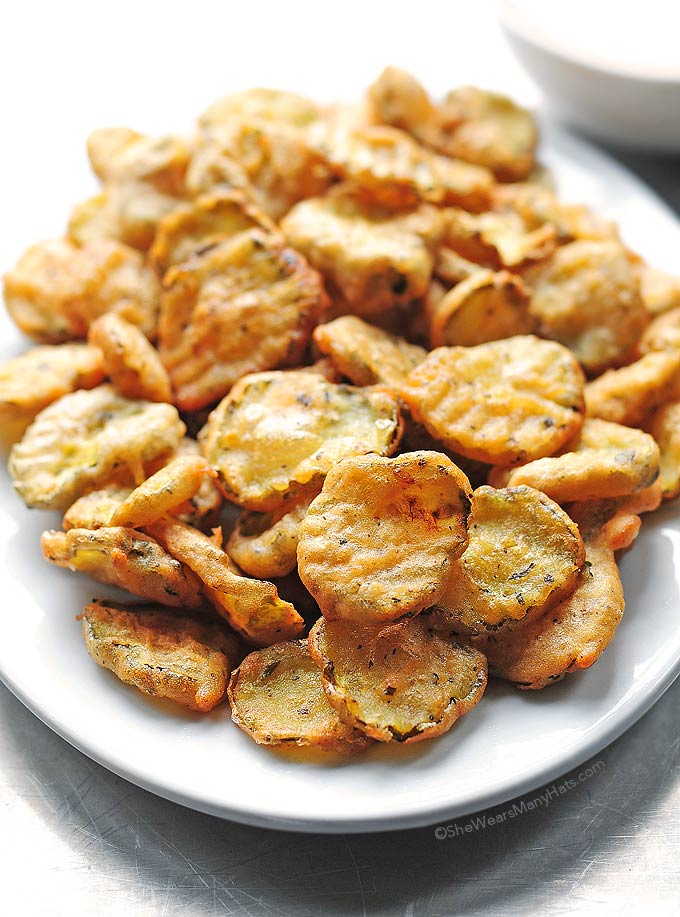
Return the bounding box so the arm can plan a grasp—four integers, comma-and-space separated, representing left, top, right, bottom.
308, 616, 487, 743
167, 438, 223, 527
149, 191, 277, 274
471, 541, 624, 689
566, 482, 663, 552
0, 343, 105, 439
442, 208, 557, 270
366, 66, 436, 138
88, 313, 172, 403
228, 640, 370, 752
199, 370, 402, 511
199, 88, 321, 134
109, 453, 214, 528
9, 385, 185, 510
227, 490, 318, 579
584, 351, 680, 427
430, 270, 532, 347
81, 601, 239, 712
63, 486, 131, 530
491, 183, 618, 243
87, 129, 190, 196
644, 401, 680, 500
528, 241, 649, 374
639, 266, 680, 315
489, 418, 660, 502
312, 315, 426, 388
158, 229, 328, 411
297, 452, 471, 624
400, 336, 585, 465
3, 238, 160, 343
42, 527, 202, 607
434, 485, 584, 633
638, 307, 680, 354
145, 517, 304, 646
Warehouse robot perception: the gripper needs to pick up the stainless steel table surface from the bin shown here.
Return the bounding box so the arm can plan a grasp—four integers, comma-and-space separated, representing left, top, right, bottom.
2, 150, 680, 917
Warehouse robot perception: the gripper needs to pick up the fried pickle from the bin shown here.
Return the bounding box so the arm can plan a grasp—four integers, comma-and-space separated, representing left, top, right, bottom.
88, 313, 172, 403
584, 351, 680, 427
644, 401, 680, 500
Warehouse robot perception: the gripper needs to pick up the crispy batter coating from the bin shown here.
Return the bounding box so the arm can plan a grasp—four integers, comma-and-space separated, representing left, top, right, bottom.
3, 238, 160, 343
227, 490, 318, 579
566, 482, 663, 551
638, 307, 680, 354
199, 370, 402, 511
0, 344, 105, 438
443, 208, 557, 269
366, 67, 435, 136
434, 485, 584, 633
145, 517, 304, 646
584, 351, 680, 427
430, 270, 532, 347
471, 542, 624, 689
81, 601, 239, 712
280, 193, 434, 319
528, 241, 649, 374
199, 88, 321, 134
491, 183, 618, 242
433, 247, 483, 286
312, 315, 426, 388
644, 401, 680, 500
109, 453, 214, 528
639, 266, 680, 315
42, 527, 203, 606
184, 141, 255, 200
308, 616, 487, 743
158, 230, 328, 411
9, 385, 185, 510
228, 640, 370, 752
63, 486, 132, 530
87, 129, 190, 196
297, 452, 471, 624
88, 313, 172, 403
149, 191, 277, 274
401, 336, 585, 465
489, 418, 660, 502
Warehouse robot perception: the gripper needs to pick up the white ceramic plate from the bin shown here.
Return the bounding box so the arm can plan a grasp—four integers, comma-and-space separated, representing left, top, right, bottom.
1, 123, 680, 834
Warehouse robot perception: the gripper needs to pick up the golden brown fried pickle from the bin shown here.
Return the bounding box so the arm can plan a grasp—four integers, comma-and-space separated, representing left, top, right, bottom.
228, 640, 370, 752
297, 452, 471, 624
109, 453, 214, 528
366, 67, 436, 138
149, 191, 277, 274
199, 88, 321, 134
199, 370, 402, 511
312, 315, 426, 388
88, 313, 172, 403
443, 208, 557, 270
434, 485, 584, 633
87, 129, 190, 196
584, 351, 680, 427
158, 230, 328, 411
644, 401, 680, 500
9, 385, 185, 510
308, 616, 487, 743
528, 241, 649, 374
401, 336, 585, 466
280, 192, 434, 320
81, 601, 239, 712
63, 486, 131, 531
42, 527, 202, 607
145, 517, 304, 646
489, 417, 660, 502
433, 247, 484, 286
491, 182, 618, 243
566, 482, 663, 552
0, 344, 105, 440
430, 270, 532, 347
638, 307, 680, 354
3, 238, 160, 343
471, 541, 623, 689
227, 490, 318, 579
639, 265, 680, 315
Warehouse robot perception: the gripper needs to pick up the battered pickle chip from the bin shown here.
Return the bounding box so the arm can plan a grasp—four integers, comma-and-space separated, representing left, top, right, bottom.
584, 351, 680, 427
227, 490, 318, 579
566, 482, 663, 551
297, 451, 471, 624
199, 88, 321, 134
109, 453, 214, 528
638, 307, 680, 354
639, 265, 680, 315
433, 247, 483, 286
87, 129, 190, 196
149, 191, 277, 274
430, 270, 532, 348
489, 418, 660, 502
63, 486, 131, 530
81, 601, 239, 712
366, 67, 436, 138
184, 141, 256, 200
41, 527, 202, 607
471, 542, 624, 689
280, 193, 434, 319
443, 208, 557, 269
434, 485, 585, 633
145, 517, 304, 646
88, 313, 172, 403
644, 401, 680, 500
308, 616, 487, 743
3, 238, 160, 342
401, 336, 585, 465
158, 230, 328, 411
9, 385, 185, 510
312, 315, 426, 388
491, 183, 618, 243
165, 438, 223, 527
228, 640, 370, 752
199, 370, 402, 511
0, 343, 105, 439
527, 241, 649, 374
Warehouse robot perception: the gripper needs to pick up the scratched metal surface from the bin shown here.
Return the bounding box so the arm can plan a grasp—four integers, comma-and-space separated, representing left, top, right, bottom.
2, 154, 680, 917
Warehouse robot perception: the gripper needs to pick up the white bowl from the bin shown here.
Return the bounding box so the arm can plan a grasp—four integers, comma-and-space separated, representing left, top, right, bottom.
500, 0, 680, 151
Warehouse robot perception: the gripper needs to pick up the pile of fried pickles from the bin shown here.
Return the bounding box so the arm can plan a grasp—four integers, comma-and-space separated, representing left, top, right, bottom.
2, 68, 680, 754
